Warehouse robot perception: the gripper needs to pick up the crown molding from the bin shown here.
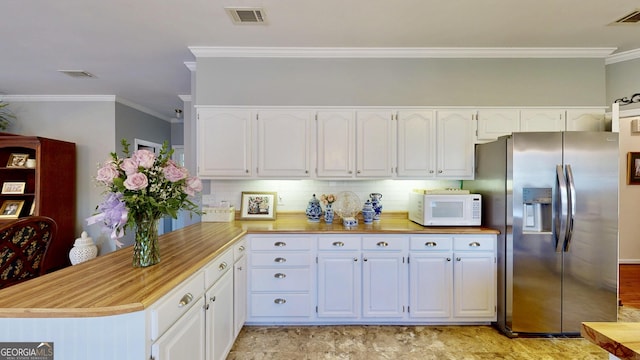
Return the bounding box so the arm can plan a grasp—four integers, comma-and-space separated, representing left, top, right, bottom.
178, 95, 192, 102
189, 46, 617, 59
116, 97, 171, 122
0, 95, 115, 102
184, 61, 196, 71
605, 48, 640, 64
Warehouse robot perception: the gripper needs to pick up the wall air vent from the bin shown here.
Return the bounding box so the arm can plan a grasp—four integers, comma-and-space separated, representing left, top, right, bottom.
611, 9, 640, 24
58, 70, 96, 78
225, 7, 266, 24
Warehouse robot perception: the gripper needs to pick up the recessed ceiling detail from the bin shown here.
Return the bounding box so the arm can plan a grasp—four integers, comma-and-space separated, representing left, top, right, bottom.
58, 70, 96, 78
612, 9, 640, 24
225, 7, 266, 24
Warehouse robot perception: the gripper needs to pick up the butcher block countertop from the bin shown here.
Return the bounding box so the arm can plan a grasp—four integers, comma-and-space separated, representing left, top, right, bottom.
0, 212, 498, 318
582, 322, 640, 360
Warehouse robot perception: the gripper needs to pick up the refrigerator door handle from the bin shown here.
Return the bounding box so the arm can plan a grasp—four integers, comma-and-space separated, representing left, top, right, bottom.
564, 164, 576, 252
555, 165, 568, 252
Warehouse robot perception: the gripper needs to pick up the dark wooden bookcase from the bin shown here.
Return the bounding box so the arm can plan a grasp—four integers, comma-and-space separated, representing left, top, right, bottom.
0, 135, 76, 272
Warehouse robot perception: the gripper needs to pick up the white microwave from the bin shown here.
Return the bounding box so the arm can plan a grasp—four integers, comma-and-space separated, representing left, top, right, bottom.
408, 192, 482, 226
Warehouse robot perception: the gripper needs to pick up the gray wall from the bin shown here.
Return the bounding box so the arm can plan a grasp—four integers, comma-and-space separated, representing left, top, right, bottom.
115, 103, 172, 156
606, 58, 640, 112
196, 57, 606, 106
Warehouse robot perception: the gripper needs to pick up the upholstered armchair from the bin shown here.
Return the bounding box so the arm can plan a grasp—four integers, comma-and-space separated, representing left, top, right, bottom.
0, 216, 57, 289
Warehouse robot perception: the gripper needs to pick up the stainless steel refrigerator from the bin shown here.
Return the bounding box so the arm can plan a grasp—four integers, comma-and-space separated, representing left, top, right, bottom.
464, 131, 619, 337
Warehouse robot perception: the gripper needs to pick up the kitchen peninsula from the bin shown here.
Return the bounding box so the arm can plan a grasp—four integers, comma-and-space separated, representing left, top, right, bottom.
0, 213, 498, 360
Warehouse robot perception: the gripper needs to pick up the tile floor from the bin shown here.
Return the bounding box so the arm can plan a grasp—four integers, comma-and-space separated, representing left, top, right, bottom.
227, 306, 640, 359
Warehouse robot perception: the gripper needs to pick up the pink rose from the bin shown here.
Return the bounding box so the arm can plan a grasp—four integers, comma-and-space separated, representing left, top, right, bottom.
124, 172, 149, 191
163, 161, 188, 182
96, 161, 119, 184
133, 149, 156, 169
120, 158, 139, 175
183, 177, 202, 196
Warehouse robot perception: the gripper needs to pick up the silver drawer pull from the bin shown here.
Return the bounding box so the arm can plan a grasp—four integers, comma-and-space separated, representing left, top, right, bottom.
238, 245, 245, 252
274, 241, 287, 247
274, 273, 286, 279
425, 241, 437, 247
447, 257, 451, 261
274, 257, 287, 263
274, 298, 287, 304
332, 241, 345, 247
218, 262, 228, 270
469, 241, 481, 247
377, 241, 389, 247
456, 257, 461, 261
178, 293, 193, 308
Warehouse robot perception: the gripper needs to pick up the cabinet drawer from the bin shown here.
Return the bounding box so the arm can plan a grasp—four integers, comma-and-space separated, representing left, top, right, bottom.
250, 236, 313, 251
453, 236, 495, 251
204, 249, 234, 289
250, 293, 312, 317
250, 268, 311, 292
150, 272, 205, 341
362, 236, 406, 250
251, 252, 312, 267
234, 238, 247, 261
318, 236, 360, 250
410, 236, 452, 251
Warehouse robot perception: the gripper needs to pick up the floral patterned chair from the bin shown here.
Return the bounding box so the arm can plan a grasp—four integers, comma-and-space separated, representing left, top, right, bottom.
0, 216, 57, 289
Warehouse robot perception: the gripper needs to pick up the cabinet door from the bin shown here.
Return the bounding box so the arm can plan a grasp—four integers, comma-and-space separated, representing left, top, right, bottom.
205, 271, 234, 360
356, 110, 394, 178
436, 110, 475, 179
152, 297, 206, 360
453, 252, 496, 319
476, 109, 520, 142
257, 110, 312, 177
233, 255, 247, 338
520, 109, 565, 132
316, 111, 355, 178
396, 110, 436, 177
317, 251, 361, 318
197, 109, 252, 178
409, 253, 452, 318
362, 251, 405, 318
566, 109, 606, 131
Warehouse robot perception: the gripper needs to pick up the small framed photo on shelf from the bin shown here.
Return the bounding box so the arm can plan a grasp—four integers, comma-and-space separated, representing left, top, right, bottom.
1, 181, 26, 194
628, 152, 640, 185
6, 153, 29, 168
0, 200, 24, 218
240, 191, 277, 220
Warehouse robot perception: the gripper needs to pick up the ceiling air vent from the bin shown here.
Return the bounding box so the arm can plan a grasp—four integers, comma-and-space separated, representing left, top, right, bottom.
612, 9, 640, 24
58, 70, 96, 78
225, 7, 266, 24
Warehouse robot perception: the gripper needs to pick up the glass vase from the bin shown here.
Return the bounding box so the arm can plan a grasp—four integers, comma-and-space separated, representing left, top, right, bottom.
132, 216, 161, 267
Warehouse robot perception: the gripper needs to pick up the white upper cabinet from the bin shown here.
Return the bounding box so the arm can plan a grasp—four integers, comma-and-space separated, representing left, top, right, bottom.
197, 108, 253, 178
476, 109, 520, 142
257, 110, 312, 177
316, 111, 355, 178
356, 110, 394, 178
520, 109, 565, 132
396, 110, 436, 178
565, 108, 606, 131
436, 110, 475, 179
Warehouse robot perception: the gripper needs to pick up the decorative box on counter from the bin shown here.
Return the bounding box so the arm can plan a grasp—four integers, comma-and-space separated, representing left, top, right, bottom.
202, 206, 235, 222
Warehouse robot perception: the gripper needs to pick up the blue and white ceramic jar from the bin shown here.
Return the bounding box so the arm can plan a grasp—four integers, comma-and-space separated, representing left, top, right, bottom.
362, 199, 374, 224
324, 203, 334, 223
369, 193, 383, 221
306, 194, 322, 222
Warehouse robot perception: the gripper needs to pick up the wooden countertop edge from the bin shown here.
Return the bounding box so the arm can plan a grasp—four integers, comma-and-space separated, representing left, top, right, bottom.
581, 322, 640, 359
0, 217, 498, 319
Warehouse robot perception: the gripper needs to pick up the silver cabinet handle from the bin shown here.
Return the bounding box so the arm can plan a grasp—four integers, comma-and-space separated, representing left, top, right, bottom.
447, 257, 451, 261
456, 257, 461, 261
274, 241, 286, 247
332, 241, 345, 247
210, 296, 216, 303
469, 242, 481, 247
438, 170, 443, 173
363, 258, 368, 262
353, 258, 358, 262
425, 241, 437, 247
238, 245, 245, 252
377, 241, 388, 247
274, 298, 287, 304
274, 273, 286, 279
218, 262, 228, 270
178, 293, 193, 308
274, 257, 286, 263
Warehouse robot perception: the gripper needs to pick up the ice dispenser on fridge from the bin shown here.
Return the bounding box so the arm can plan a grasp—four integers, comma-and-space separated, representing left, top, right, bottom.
522, 188, 551, 233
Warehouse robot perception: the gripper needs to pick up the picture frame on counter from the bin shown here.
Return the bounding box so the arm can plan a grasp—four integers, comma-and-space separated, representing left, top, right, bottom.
0, 199, 24, 218
1, 181, 26, 194
240, 191, 277, 220
6, 153, 29, 168
628, 152, 640, 185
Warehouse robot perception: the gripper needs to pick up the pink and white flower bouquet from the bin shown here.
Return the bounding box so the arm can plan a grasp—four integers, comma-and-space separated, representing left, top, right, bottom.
88, 139, 202, 247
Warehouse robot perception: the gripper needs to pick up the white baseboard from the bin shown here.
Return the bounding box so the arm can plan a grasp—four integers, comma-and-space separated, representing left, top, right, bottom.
619, 259, 640, 264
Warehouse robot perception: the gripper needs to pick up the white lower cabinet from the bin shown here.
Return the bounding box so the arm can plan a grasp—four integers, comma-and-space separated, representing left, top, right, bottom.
233, 240, 248, 338
151, 297, 206, 360
205, 270, 234, 360
361, 237, 407, 318
408, 236, 453, 319
317, 237, 361, 318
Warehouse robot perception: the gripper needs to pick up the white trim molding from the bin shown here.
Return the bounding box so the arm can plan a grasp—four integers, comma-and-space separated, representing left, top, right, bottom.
606, 48, 640, 64
0, 94, 115, 102
189, 46, 617, 59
